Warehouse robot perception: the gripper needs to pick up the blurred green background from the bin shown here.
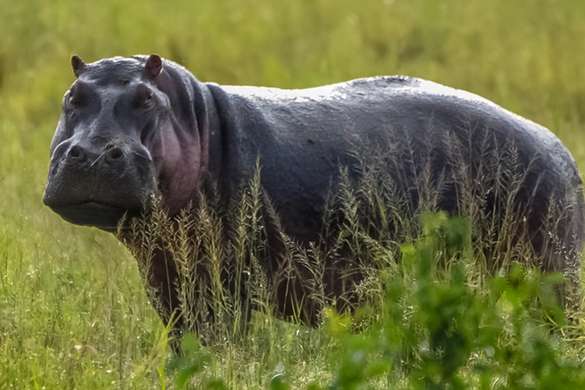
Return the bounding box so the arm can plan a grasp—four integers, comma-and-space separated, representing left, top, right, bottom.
2, 0, 585, 387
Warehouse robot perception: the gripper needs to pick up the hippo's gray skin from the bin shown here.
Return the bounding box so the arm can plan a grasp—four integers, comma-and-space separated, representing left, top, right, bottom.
44, 55, 584, 335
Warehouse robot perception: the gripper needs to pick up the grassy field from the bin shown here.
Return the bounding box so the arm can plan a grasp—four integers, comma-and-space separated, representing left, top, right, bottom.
2, 0, 585, 388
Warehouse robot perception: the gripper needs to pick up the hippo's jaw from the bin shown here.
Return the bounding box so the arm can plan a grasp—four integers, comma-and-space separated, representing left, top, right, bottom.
43, 179, 156, 231
44, 200, 142, 231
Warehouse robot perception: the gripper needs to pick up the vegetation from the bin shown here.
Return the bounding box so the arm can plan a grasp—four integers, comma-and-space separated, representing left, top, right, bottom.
2, 0, 585, 388
167, 214, 585, 389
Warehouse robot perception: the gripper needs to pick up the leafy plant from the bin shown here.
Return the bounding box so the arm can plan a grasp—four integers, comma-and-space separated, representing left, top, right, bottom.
319, 213, 585, 389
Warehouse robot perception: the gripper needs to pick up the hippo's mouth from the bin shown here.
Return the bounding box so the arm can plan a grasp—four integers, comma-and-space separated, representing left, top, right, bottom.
48, 201, 141, 231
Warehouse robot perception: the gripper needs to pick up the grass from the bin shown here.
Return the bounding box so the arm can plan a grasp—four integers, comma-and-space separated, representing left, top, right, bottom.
2, 0, 585, 388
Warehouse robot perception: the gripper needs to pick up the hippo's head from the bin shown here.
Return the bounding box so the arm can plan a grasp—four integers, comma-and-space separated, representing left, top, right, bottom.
43, 55, 209, 231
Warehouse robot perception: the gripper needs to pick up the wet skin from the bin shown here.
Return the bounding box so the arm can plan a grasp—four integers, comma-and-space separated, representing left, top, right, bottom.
44, 55, 585, 332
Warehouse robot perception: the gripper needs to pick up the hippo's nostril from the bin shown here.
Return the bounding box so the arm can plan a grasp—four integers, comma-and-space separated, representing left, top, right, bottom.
106, 146, 124, 161
67, 145, 86, 161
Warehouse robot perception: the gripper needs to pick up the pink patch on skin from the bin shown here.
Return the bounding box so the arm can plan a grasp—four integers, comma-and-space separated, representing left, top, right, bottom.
150, 122, 202, 216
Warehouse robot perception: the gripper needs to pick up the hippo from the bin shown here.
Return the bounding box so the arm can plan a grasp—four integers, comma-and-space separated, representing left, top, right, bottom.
44, 55, 584, 338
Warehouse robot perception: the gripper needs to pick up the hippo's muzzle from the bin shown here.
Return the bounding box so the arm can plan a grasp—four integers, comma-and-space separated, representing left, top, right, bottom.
43, 138, 157, 231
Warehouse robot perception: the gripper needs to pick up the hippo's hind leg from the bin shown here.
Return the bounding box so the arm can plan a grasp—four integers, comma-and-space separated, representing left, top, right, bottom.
553, 187, 584, 310
528, 182, 585, 310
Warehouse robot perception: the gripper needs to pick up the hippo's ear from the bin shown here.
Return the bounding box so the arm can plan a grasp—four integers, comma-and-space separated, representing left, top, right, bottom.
71, 55, 86, 78
144, 54, 163, 79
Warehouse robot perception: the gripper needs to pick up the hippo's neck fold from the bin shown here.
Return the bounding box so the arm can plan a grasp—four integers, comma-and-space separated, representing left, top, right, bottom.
204, 82, 258, 204
197, 81, 223, 186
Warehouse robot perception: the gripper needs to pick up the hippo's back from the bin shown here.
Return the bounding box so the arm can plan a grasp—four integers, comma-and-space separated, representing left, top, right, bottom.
216, 75, 582, 210
221, 76, 578, 177
209, 74, 585, 315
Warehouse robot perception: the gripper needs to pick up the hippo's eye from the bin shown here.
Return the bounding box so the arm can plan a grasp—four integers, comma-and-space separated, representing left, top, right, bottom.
68, 90, 86, 108
66, 82, 93, 110
134, 85, 155, 110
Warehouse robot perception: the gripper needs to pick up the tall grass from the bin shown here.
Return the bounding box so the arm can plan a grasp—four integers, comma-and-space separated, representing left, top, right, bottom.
2, 0, 585, 388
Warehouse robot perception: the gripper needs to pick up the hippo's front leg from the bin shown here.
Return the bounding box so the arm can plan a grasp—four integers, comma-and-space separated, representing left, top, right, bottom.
137, 249, 185, 351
